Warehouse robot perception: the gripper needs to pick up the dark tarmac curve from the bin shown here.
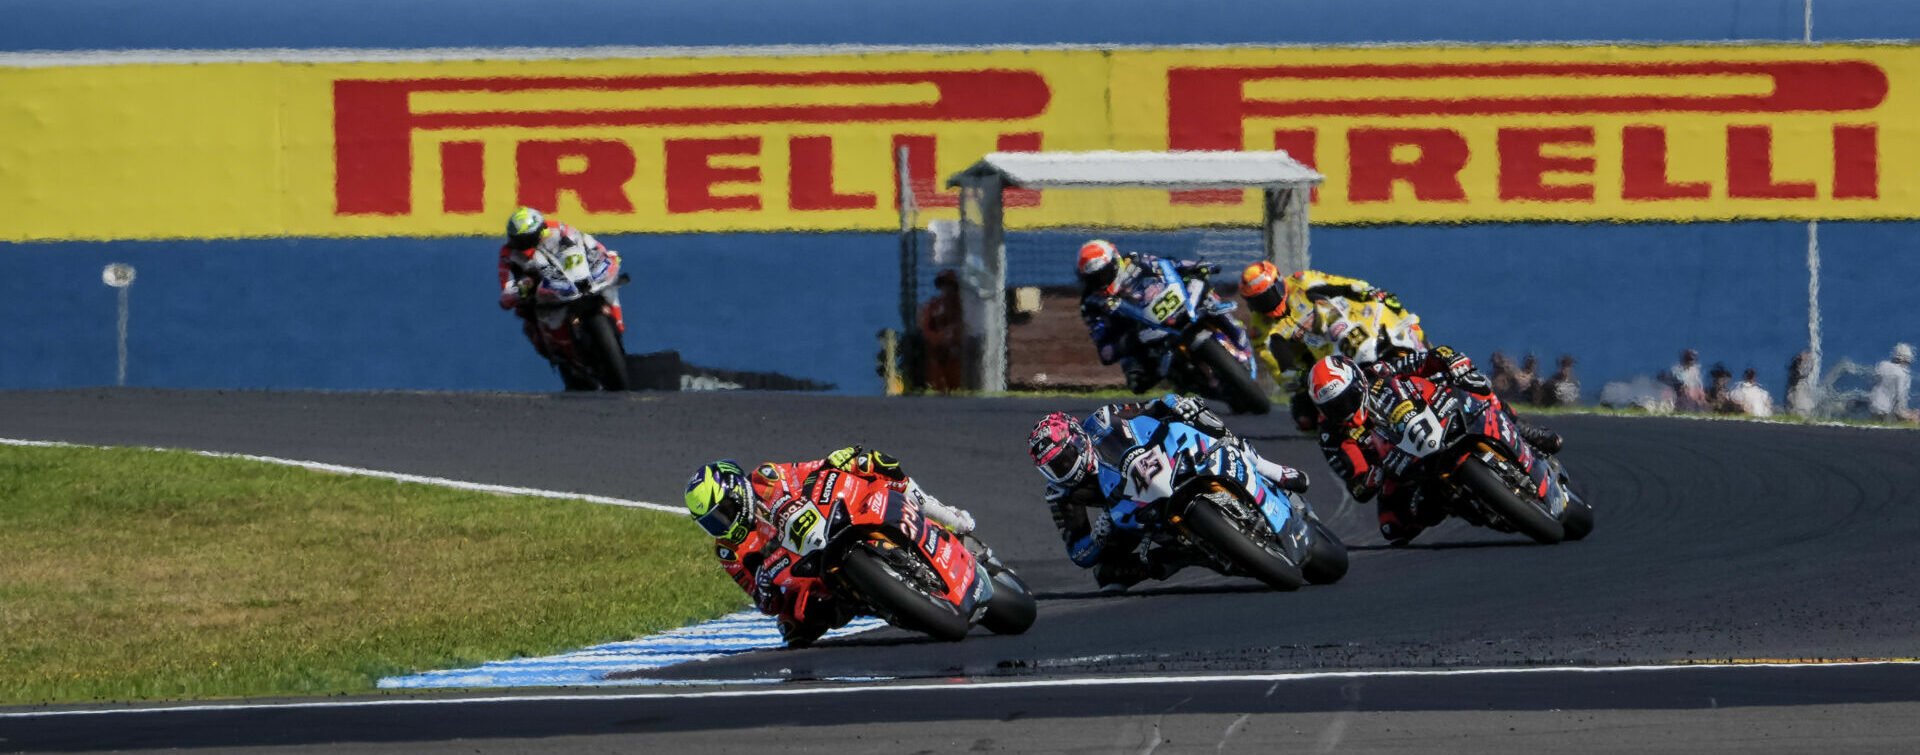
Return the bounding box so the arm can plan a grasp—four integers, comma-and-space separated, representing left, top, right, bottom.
2, 389, 1919, 753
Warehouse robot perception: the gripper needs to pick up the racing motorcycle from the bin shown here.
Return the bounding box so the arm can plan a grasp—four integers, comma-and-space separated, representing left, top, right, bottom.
1112, 258, 1270, 415
1090, 410, 1347, 590
1366, 375, 1594, 544
1274, 295, 1430, 431
757, 468, 1035, 643
528, 242, 630, 391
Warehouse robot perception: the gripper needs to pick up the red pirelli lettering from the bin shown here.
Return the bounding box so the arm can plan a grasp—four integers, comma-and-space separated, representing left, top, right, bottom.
334, 70, 1051, 215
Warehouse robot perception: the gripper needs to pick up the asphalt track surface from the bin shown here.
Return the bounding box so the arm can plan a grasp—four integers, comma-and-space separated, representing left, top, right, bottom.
3, 389, 1919, 752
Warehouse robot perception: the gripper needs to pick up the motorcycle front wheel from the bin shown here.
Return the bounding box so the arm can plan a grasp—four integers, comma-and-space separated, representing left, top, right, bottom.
580, 311, 630, 391
1194, 339, 1271, 415
1455, 455, 1565, 544
841, 545, 971, 642
1182, 499, 1304, 591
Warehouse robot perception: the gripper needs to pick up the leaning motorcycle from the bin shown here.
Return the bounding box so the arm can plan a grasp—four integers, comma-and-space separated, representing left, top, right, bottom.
1092, 411, 1347, 590
1367, 376, 1594, 544
528, 243, 630, 391
1275, 295, 1430, 431
758, 469, 1036, 643
1113, 258, 1270, 415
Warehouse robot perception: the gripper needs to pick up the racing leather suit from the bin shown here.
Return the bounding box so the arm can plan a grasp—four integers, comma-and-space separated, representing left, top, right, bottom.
1245, 270, 1409, 422
710, 447, 975, 646
1081, 254, 1221, 393
497, 220, 624, 361
1044, 395, 1309, 588
1316, 346, 1562, 545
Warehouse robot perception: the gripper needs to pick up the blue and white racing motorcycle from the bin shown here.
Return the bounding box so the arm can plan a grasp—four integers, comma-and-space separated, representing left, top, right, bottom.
1112, 258, 1271, 414
1088, 409, 1347, 590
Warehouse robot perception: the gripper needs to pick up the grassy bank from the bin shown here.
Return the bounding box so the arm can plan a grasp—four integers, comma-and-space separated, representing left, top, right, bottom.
0, 444, 742, 705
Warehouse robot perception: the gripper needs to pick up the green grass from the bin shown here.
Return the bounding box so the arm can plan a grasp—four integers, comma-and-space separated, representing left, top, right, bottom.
0, 444, 744, 705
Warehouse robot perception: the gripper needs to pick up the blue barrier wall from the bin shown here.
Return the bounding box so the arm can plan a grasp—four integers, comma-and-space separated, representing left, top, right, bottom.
5, 1, 1919, 395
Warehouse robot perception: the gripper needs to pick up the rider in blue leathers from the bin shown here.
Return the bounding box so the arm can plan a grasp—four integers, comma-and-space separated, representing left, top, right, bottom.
1076, 239, 1245, 393
1027, 394, 1311, 590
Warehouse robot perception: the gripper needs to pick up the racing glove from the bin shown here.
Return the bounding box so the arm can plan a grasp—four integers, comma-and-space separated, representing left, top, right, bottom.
1348, 466, 1383, 503
1364, 287, 1405, 314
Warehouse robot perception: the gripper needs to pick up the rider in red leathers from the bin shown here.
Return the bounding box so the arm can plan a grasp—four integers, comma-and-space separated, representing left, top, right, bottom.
1309, 347, 1563, 546
683, 448, 978, 647
498, 206, 624, 364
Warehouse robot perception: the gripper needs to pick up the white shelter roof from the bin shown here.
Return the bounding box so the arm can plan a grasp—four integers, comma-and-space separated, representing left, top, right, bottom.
949, 150, 1323, 190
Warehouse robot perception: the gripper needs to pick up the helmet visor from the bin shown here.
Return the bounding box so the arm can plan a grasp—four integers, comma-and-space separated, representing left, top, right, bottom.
508, 232, 542, 251
694, 490, 746, 541
1245, 285, 1283, 315
1039, 442, 1086, 484
1319, 384, 1365, 423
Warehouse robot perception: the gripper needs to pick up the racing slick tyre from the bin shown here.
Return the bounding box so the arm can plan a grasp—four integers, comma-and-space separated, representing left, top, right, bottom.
581, 312, 630, 391
1301, 519, 1349, 585
1195, 339, 1271, 415
1183, 499, 1305, 591
842, 546, 971, 642
1560, 496, 1595, 542
1456, 456, 1565, 544
980, 569, 1037, 635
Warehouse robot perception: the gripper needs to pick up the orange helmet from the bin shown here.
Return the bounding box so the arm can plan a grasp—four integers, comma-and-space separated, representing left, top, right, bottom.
1240, 261, 1284, 315
1077, 240, 1121, 294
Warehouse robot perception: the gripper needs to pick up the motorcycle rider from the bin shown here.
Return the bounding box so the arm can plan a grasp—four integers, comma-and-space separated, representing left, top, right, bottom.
1239, 262, 1418, 430
1077, 239, 1225, 393
497, 206, 624, 365
682, 447, 978, 647
1307, 347, 1563, 546
1027, 394, 1310, 591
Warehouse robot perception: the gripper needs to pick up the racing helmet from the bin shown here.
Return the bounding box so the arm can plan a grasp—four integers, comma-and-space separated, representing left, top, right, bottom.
1308, 355, 1369, 425
1240, 261, 1284, 315
683, 460, 755, 543
505, 207, 547, 252
1077, 240, 1122, 294
1028, 412, 1097, 487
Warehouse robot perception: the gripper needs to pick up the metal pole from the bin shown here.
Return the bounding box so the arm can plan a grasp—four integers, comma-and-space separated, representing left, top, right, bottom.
116, 285, 129, 387
1808, 220, 1822, 402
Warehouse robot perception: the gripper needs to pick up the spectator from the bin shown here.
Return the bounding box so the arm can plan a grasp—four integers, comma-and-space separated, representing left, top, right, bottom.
1869, 343, 1916, 423
1506, 353, 1541, 406
1489, 351, 1520, 398
1786, 350, 1817, 416
1666, 349, 1707, 412
1727, 367, 1774, 418
1542, 355, 1580, 407
918, 270, 965, 393
1707, 362, 1735, 413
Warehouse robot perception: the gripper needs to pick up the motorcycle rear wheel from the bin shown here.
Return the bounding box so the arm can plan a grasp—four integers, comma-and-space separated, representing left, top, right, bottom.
842, 546, 971, 642
1456, 455, 1565, 544
1182, 500, 1304, 591
581, 312, 630, 391
1194, 339, 1271, 415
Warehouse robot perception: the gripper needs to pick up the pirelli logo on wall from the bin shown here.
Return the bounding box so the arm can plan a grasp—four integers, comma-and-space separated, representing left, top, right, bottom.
1, 44, 1916, 240
1136, 51, 1895, 223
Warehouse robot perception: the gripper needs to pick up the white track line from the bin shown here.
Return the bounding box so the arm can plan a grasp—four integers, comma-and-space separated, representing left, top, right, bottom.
5, 660, 1916, 718
0, 437, 680, 514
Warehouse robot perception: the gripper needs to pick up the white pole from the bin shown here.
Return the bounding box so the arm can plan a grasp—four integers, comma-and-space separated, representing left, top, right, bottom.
1798, 0, 1822, 414
116, 285, 129, 387
101, 262, 136, 387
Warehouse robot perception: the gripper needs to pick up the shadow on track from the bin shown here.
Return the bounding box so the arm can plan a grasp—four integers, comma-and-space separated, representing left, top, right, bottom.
1035, 582, 1276, 601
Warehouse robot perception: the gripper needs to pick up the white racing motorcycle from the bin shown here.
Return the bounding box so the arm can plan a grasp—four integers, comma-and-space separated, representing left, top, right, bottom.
528, 242, 630, 391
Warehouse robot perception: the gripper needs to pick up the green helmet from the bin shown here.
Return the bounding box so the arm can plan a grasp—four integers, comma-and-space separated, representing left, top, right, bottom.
505, 207, 546, 251
683, 460, 753, 543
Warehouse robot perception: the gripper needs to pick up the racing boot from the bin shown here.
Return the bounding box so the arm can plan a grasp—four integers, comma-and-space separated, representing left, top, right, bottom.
1139, 539, 1205, 581
1516, 421, 1564, 455
908, 479, 976, 535
1250, 454, 1310, 493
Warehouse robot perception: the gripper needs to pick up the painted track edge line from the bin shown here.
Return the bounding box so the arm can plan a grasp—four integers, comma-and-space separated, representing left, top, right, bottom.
6, 660, 1919, 719
0, 437, 679, 514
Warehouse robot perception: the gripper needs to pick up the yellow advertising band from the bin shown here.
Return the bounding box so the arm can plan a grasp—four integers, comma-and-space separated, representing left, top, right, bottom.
2, 43, 1914, 241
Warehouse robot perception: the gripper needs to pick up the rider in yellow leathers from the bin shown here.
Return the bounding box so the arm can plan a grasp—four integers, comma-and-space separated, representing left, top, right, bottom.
1239, 262, 1427, 431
